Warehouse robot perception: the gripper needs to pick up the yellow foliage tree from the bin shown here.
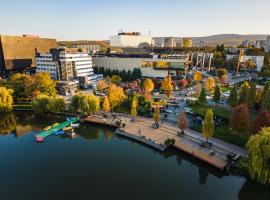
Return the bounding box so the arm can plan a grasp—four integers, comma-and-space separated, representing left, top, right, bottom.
111, 75, 122, 84
102, 96, 110, 112
131, 96, 137, 117
204, 77, 215, 92
194, 71, 203, 82
161, 75, 173, 97
107, 84, 127, 109
0, 87, 13, 112
153, 104, 160, 124
143, 79, 154, 93
97, 80, 108, 91
202, 109, 214, 142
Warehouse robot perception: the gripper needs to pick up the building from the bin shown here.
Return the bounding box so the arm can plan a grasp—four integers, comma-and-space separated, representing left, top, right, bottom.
183, 38, 192, 48
242, 40, 249, 47
93, 54, 191, 78
0, 34, 57, 77
255, 40, 266, 49
153, 37, 182, 48
110, 32, 152, 48
265, 36, 270, 53
56, 80, 79, 96
226, 54, 264, 72
72, 44, 100, 54
36, 48, 96, 82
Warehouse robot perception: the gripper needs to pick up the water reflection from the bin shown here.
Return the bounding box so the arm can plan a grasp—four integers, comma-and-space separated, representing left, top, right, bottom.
0, 113, 16, 135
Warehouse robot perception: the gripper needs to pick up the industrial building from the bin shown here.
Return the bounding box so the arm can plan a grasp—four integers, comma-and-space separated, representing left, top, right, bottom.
0, 34, 57, 77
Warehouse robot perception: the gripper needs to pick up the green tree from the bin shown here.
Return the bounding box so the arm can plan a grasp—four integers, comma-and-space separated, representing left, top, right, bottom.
213, 85, 221, 104
202, 109, 214, 142
153, 104, 160, 124
261, 89, 270, 112
0, 87, 13, 112
239, 81, 249, 103
198, 87, 207, 104
31, 95, 65, 113
228, 86, 238, 107
217, 68, 227, 79
246, 127, 270, 185
247, 82, 256, 109
111, 75, 122, 84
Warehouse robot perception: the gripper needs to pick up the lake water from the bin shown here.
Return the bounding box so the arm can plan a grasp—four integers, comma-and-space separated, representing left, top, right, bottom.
0, 111, 269, 200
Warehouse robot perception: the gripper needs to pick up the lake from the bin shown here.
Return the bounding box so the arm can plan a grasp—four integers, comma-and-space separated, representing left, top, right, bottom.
0, 111, 269, 200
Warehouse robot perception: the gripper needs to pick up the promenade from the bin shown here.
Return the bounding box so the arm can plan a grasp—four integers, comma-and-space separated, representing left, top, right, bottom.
83, 113, 247, 170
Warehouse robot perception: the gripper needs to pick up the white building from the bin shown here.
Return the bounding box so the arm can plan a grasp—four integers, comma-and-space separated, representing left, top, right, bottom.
93, 54, 191, 78
72, 44, 100, 54
110, 32, 152, 48
226, 54, 265, 72
36, 48, 95, 81
265, 36, 270, 53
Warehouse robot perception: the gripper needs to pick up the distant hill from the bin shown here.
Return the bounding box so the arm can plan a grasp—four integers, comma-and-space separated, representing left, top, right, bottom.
190, 34, 268, 46
58, 40, 109, 48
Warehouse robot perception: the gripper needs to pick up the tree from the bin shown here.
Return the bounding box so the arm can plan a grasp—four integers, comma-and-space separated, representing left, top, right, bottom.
261, 89, 270, 112
69, 94, 99, 114
153, 104, 160, 124
230, 104, 249, 131
204, 77, 215, 92
194, 71, 202, 82
239, 81, 249, 103
161, 75, 173, 97
47, 96, 65, 113
111, 75, 122, 84
198, 87, 207, 104
102, 96, 110, 112
262, 81, 270, 99
228, 86, 238, 107
33, 72, 57, 97
97, 80, 108, 91
202, 109, 214, 142
217, 68, 227, 79
213, 85, 221, 104
247, 82, 256, 109
130, 96, 137, 117
143, 79, 154, 93
251, 111, 270, 135
0, 87, 13, 112
246, 127, 270, 185
107, 84, 127, 109
178, 112, 188, 133
31, 95, 65, 113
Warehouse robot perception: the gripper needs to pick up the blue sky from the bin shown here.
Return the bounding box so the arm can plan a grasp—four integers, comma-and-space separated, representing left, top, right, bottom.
0, 0, 269, 40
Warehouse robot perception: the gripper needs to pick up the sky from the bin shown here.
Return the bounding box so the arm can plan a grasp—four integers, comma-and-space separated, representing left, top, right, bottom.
0, 0, 269, 40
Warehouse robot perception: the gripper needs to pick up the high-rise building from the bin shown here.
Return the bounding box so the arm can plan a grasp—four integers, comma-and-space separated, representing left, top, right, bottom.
0, 34, 57, 77
36, 48, 95, 81
265, 36, 270, 53
255, 40, 266, 49
110, 32, 152, 48
183, 38, 192, 48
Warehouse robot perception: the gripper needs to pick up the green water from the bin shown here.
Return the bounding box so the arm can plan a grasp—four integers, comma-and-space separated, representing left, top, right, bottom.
0, 111, 269, 200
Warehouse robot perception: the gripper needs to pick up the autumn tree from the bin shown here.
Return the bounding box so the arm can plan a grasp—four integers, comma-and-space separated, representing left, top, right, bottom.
228, 86, 238, 107
194, 71, 202, 82
251, 111, 270, 135
239, 81, 249, 103
217, 68, 227, 79
198, 87, 207, 104
31, 95, 65, 113
230, 104, 249, 131
97, 80, 108, 91
33, 72, 57, 97
247, 82, 256, 109
111, 75, 122, 84
261, 89, 270, 112
178, 112, 188, 134
213, 85, 221, 104
246, 127, 270, 185
204, 77, 215, 92
162, 75, 173, 97
130, 96, 137, 117
153, 104, 160, 125
202, 109, 214, 142
0, 87, 13, 112
102, 96, 110, 112
107, 84, 127, 109
143, 79, 154, 93
69, 94, 99, 114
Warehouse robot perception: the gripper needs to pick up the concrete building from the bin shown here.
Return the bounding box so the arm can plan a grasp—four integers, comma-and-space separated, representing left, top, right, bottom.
36, 48, 95, 81
242, 40, 249, 47
153, 37, 182, 47
226, 54, 264, 72
265, 36, 270, 53
93, 54, 191, 78
183, 38, 192, 48
0, 34, 57, 77
72, 44, 100, 54
56, 80, 79, 96
110, 32, 152, 48
255, 40, 266, 49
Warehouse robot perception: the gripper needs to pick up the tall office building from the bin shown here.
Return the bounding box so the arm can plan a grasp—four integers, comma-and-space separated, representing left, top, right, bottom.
36, 48, 95, 81
0, 34, 57, 77
265, 36, 270, 53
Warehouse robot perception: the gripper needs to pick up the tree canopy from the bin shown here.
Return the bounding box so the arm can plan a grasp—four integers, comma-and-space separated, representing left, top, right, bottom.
107, 84, 127, 109
202, 109, 214, 141
0, 87, 13, 112
143, 79, 154, 93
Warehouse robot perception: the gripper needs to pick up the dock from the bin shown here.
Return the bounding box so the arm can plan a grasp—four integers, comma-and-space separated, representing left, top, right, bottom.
37, 117, 79, 139
83, 113, 243, 170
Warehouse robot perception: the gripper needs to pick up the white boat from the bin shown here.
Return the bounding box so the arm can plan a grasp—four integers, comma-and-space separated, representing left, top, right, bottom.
71, 123, 79, 128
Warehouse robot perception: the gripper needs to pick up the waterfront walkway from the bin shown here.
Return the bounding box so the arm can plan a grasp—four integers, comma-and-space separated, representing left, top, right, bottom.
83, 113, 247, 170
